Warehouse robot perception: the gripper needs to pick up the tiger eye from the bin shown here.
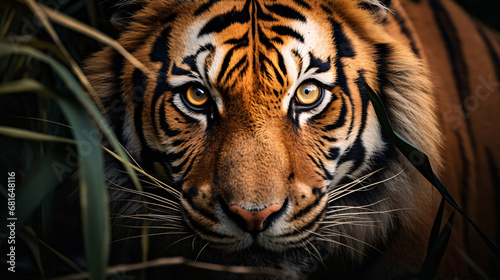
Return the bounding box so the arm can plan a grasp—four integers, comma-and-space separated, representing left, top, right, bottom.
186, 85, 208, 107
296, 82, 321, 105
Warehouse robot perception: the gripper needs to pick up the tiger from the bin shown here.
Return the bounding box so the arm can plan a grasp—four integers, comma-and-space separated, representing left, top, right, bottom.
83, 0, 500, 279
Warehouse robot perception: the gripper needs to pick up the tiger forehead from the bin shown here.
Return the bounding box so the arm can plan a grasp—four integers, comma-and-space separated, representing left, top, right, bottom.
171, 0, 334, 100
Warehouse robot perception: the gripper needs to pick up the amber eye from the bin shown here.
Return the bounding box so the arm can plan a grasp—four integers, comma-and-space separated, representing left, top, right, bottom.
295, 82, 321, 106
185, 85, 209, 108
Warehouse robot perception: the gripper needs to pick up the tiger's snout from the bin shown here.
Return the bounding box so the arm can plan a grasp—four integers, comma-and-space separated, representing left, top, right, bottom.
224, 202, 286, 233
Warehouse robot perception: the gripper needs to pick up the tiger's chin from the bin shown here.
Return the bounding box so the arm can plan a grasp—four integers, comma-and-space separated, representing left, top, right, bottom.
200, 227, 318, 253
189, 242, 324, 280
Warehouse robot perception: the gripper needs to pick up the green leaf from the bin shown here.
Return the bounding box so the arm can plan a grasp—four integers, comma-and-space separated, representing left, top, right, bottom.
418, 211, 455, 280
0, 42, 141, 192
0, 126, 75, 145
364, 82, 500, 260
0, 74, 108, 279
18, 227, 45, 277
427, 198, 446, 255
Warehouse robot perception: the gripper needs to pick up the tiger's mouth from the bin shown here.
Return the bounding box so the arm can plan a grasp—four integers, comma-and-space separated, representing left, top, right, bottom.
180, 193, 328, 252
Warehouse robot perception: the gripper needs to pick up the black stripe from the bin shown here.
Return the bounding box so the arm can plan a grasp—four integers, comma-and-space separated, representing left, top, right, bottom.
307, 155, 333, 180
253, 11, 288, 80
171, 148, 193, 174
131, 68, 159, 167
430, 0, 479, 152
271, 25, 304, 43
260, 53, 285, 86
258, 24, 274, 50
194, 0, 221, 16
292, 0, 311, 10
131, 68, 146, 146
158, 98, 181, 137
475, 22, 500, 83
188, 218, 228, 239
265, 4, 306, 22
373, 43, 391, 88
328, 16, 357, 139
217, 44, 246, 83
291, 192, 326, 221
223, 54, 248, 83
198, 0, 251, 37
171, 63, 194, 77
429, 0, 470, 114
321, 96, 347, 132
291, 49, 303, 77
321, 4, 332, 15
171, 139, 185, 147
224, 32, 249, 45
455, 131, 470, 208
167, 145, 191, 162
485, 148, 500, 254
330, 18, 355, 58
306, 52, 331, 74
151, 27, 173, 139
182, 155, 197, 178
393, 9, 421, 57
326, 147, 340, 161
180, 190, 218, 223
255, 0, 276, 22
336, 72, 370, 173
238, 61, 249, 80
181, 54, 197, 72
321, 135, 337, 142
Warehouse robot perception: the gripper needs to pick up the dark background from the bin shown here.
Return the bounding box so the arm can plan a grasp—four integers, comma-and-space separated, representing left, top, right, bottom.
454, 0, 500, 30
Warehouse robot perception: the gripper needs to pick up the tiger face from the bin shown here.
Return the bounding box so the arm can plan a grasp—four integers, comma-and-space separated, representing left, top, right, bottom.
143, 0, 388, 251
86, 0, 441, 277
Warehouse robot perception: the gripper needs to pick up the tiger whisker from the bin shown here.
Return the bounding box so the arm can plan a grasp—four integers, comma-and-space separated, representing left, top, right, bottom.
113, 214, 184, 222
325, 208, 406, 216
328, 169, 404, 203
114, 168, 181, 198
116, 224, 186, 230
109, 185, 180, 207
326, 198, 390, 213
112, 231, 191, 243
310, 235, 367, 257
305, 239, 324, 264
318, 221, 384, 229
195, 241, 211, 262
314, 229, 382, 253
113, 198, 180, 214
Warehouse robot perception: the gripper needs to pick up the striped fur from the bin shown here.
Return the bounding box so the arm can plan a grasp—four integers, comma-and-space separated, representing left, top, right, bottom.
84, 0, 500, 279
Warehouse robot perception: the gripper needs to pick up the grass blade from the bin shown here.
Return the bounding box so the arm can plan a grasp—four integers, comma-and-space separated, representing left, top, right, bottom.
0, 43, 141, 191
418, 211, 455, 280
0, 74, 108, 279
365, 82, 500, 259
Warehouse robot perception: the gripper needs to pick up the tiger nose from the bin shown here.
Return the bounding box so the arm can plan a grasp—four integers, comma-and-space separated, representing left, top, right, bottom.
229, 204, 282, 232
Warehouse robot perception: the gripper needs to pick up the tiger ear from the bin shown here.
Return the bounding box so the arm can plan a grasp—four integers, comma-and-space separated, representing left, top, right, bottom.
109, 0, 146, 30
359, 0, 392, 23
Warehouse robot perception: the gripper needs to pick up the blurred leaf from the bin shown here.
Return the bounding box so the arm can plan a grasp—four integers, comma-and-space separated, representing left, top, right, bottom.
0, 71, 108, 279
0, 42, 141, 191
0, 130, 73, 223
18, 226, 45, 277
455, 245, 489, 280
19, 226, 83, 274
0, 3, 16, 37
0, 126, 74, 144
